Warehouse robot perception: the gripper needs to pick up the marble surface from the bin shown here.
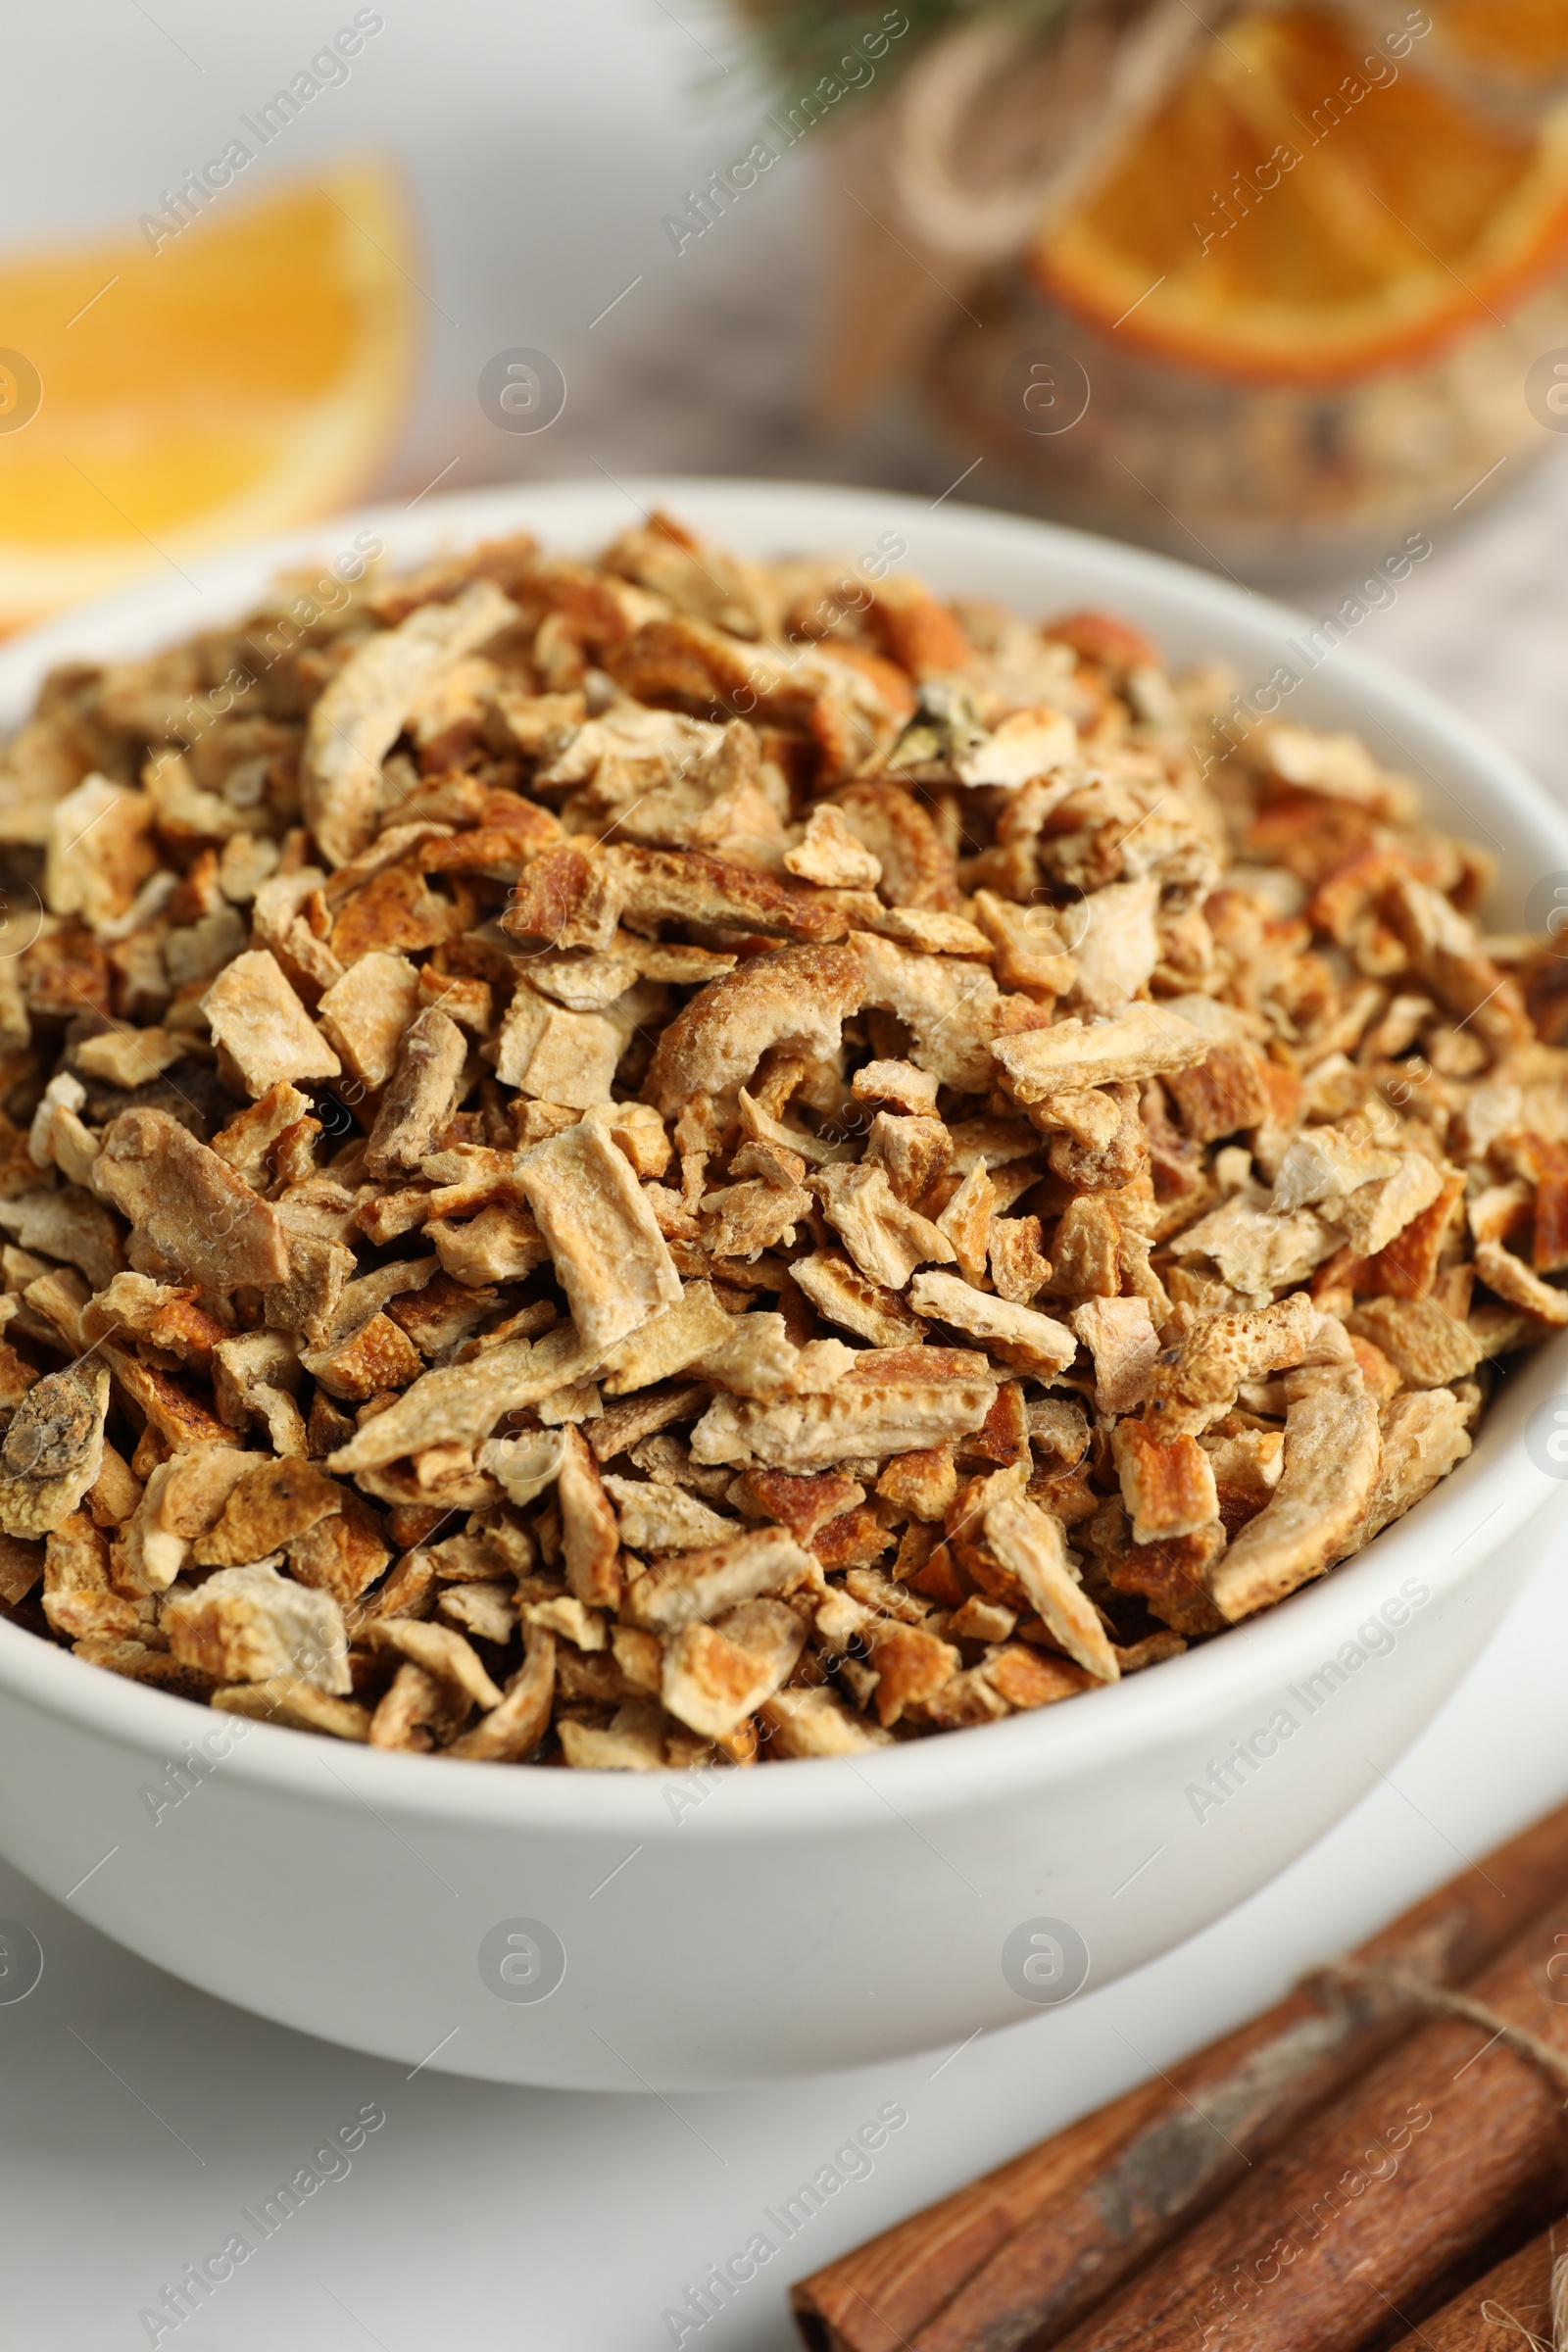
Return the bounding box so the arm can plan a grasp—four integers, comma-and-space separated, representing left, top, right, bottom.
5, 5, 1568, 2343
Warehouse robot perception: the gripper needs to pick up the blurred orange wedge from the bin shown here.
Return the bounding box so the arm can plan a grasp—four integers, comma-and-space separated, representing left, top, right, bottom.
0, 162, 414, 627
1435, 0, 1568, 85
1030, 3, 1568, 385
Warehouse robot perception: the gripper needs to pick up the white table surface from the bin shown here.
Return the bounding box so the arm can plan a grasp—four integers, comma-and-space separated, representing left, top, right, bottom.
6, 6, 1568, 2342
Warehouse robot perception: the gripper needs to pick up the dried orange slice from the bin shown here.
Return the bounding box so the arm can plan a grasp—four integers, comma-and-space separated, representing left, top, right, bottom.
0, 162, 414, 626
1030, 4, 1568, 385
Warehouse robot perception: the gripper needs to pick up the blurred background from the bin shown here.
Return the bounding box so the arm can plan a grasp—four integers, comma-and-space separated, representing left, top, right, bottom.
3, 0, 1568, 777
4, 13, 1568, 2347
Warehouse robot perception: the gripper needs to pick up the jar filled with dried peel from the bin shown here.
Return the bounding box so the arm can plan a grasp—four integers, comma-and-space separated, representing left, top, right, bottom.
923, 1, 1568, 572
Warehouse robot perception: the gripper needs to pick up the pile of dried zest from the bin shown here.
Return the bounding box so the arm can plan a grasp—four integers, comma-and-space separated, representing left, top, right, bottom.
0, 515, 1561, 1771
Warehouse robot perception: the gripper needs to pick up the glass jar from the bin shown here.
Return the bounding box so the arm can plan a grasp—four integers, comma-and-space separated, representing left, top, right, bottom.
926, 266, 1568, 576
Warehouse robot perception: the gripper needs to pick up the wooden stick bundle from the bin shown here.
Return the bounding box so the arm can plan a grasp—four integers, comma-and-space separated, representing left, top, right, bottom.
793, 1804, 1568, 2352
1051, 1892, 1568, 2351
1391, 2220, 1563, 2350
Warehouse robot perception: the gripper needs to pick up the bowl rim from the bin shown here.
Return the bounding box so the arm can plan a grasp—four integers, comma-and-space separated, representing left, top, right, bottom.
1, 473, 1565, 1838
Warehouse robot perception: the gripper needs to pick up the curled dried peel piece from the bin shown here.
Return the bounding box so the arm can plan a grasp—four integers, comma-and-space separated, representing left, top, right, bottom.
560, 1703, 669, 1773
369, 1661, 466, 1750
105, 1344, 233, 1454
732, 1465, 866, 1542
953, 704, 1079, 790
908, 1271, 1077, 1377
993, 1002, 1212, 1101
448, 1628, 556, 1762
0, 1188, 124, 1293
737, 1089, 857, 1167
1326, 1155, 1446, 1259
604, 1475, 734, 1553
1145, 1292, 1317, 1426
644, 942, 863, 1118
1165, 1042, 1271, 1146
865, 1619, 963, 1727
328, 1325, 594, 1474
74, 1026, 186, 1091
1273, 1126, 1403, 1213
1384, 870, 1531, 1052
317, 951, 422, 1090
695, 1313, 815, 1400
558, 1425, 620, 1608
1273, 1126, 1446, 1260
790, 1249, 928, 1347
813, 1163, 955, 1292
1473, 1240, 1568, 1327
623, 1526, 811, 1632
45, 773, 156, 927
124, 1446, 250, 1591
598, 720, 783, 858
194, 1458, 344, 1566
936, 1158, 994, 1286
982, 1490, 1118, 1683
211, 1680, 370, 1740
303, 579, 519, 866
972, 891, 1076, 999
785, 805, 883, 889
165, 1561, 351, 1694
368, 1619, 503, 1711
1207, 1365, 1382, 1624
94, 1108, 290, 1291
210, 1082, 314, 1189
501, 843, 622, 954
1169, 1186, 1338, 1301
515, 1113, 681, 1358
599, 1282, 732, 1396
584, 1384, 709, 1464
1106, 1524, 1227, 1638
365, 1008, 467, 1180
827, 780, 956, 909
691, 1357, 997, 1472
286, 1494, 389, 1607
1070, 879, 1160, 1016
202, 951, 340, 1101
1346, 1296, 1485, 1386
855, 931, 1001, 1094
609, 845, 847, 943
494, 985, 622, 1109
1361, 1389, 1472, 1545
760, 1685, 892, 1755
1241, 719, 1415, 818
662, 1598, 807, 1740
521, 1594, 606, 1651
1111, 1423, 1218, 1545
1070, 1296, 1156, 1414
843, 903, 995, 959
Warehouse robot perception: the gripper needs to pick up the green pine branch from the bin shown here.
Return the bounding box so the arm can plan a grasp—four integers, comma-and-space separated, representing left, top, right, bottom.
726, 0, 1091, 103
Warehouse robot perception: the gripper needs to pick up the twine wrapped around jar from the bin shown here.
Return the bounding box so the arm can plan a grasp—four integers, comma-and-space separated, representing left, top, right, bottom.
820, 0, 1203, 416
800, 0, 1568, 417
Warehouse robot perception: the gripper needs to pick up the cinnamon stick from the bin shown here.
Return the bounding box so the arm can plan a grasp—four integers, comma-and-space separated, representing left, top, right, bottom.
792, 1803, 1568, 2352
1051, 1896, 1568, 2352
1389, 2218, 1562, 2349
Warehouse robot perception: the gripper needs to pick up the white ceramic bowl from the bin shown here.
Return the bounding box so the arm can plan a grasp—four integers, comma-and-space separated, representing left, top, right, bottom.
1, 479, 1565, 2092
